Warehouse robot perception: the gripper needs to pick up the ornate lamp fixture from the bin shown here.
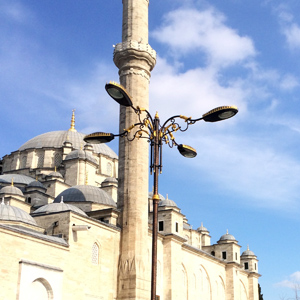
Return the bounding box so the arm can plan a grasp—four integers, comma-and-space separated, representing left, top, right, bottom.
84, 81, 238, 300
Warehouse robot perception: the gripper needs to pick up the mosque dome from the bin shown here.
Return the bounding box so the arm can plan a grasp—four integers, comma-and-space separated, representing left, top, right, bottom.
18, 130, 117, 159
33, 201, 87, 216
103, 177, 118, 184
241, 246, 256, 257
65, 149, 98, 164
219, 231, 236, 242
197, 223, 209, 232
0, 202, 37, 226
0, 174, 35, 185
54, 185, 116, 207
27, 180, 46, 190
0, 185, 24, 196
158, 195, 177, 207
47, 171, 63, 179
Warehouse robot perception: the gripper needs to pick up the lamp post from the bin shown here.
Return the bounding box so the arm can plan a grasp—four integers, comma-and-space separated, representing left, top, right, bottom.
84, 81, 238, 300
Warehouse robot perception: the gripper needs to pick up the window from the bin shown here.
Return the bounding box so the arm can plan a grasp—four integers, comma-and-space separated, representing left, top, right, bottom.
27, 197, 32, 204
175, 222, 179, 232
107, 162, 112, 176
255, 263, 257, 270
158, 221, 164, 231
92, 243, 99, 265
21, 156, 27, 169
54, 153, 62, 167
235, 252, 238, 260
211, 251, 215, 256
244, 262, 249, 270
222, 251, 227, 260
37, 153, 44, 168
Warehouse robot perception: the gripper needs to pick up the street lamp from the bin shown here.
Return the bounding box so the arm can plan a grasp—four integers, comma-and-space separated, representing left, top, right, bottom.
84, 81, 238, 300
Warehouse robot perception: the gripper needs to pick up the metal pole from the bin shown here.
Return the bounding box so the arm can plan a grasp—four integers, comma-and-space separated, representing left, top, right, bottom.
151, 114, 160, 300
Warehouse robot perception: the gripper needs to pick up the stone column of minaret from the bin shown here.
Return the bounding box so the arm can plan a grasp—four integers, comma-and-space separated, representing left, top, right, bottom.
113, 0, 156, 299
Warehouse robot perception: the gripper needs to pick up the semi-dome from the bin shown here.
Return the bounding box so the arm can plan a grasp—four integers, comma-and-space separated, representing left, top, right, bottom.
18, 130, 117, 159
65, 149, 98, 164
33, 201, 87, 216
103, 177, 118, 184
54, 185, 116, 207
0, 202, 37, 226
0, 174, 35, 185
0, 185, 24, 196
219, 230, 236, 241
158, 195, 177, 207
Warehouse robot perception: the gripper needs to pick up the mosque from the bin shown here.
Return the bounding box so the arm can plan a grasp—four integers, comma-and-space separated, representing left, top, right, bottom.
0, 1, 260, 299
0, 112, 260, 300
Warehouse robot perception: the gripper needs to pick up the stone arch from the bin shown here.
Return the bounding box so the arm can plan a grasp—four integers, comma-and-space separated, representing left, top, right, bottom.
28, 277, 53, 300
199, 264, 212, 300
181, 263, 188, 300
217, 275, 225, 300
240, 279, 248, 300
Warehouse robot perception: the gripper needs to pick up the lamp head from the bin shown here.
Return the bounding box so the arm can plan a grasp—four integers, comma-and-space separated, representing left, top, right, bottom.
84, 132, 115, 144
177, 144, 197, 158
202, 106, 238, 122
105, 82, 133, 107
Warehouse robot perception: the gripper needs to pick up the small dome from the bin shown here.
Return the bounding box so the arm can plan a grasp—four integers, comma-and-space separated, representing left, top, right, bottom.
47, 171, 63, 179
27, 180, 46, 189
103, 177, 118, 184
33, 200, 87, 216
197, 223, 209, 232
148, 192, 165, 201
219, 231, 236, 241
0, 202, 37, 225
0, 185, 24, 196
54, 185, 116, 207
241, 246, 256, 256
158, 194, 177, 207
64, 149, 97, 164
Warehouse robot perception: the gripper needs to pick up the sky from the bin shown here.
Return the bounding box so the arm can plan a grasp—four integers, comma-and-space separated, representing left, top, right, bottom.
1, 0, 300, 299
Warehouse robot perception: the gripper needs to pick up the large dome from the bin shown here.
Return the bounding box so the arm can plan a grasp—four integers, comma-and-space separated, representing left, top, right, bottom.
0, 174, 35, 185
54, 185, 117, 207
33, 202, 87, 216
18, 130, 117, 159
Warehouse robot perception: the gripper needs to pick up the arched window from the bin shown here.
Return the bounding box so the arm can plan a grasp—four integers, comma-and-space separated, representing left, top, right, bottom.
92, 243, 99, 265
54, 153, 62, 167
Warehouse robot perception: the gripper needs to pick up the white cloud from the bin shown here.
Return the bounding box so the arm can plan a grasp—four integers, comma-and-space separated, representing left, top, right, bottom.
276, 271, 300, 289
151, 7, 256, 67
0, 1, 33, 23
274, 4, 300, 50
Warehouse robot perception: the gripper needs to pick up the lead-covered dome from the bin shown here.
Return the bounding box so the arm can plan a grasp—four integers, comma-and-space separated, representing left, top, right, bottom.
65, 149, 98, 164
0, 174, 35, 185
0, 185, 24, 196
159, 195, 177, 207
54, 185, 116, 207
0, 203, 37, 226
19, 130, 117, 159
241, 246, 256, 257
219, 231, 236, 242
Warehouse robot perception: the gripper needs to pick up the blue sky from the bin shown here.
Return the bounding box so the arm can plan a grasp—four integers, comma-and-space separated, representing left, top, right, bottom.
1, 0, 300, 299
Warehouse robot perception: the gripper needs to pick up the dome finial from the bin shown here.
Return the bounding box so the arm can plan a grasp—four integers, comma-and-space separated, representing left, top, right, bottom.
11, 178, 14, 186
166, 194, 168, 200
1, 197, 4, 205
55, 166, 57, 172
68, 109, 77, 132
60, 196, 64, 203
247, 244, 250, 251
226, 229, 229, 234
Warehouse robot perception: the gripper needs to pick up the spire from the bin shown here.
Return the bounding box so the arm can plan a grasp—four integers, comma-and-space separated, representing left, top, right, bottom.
68, 109, 77, 132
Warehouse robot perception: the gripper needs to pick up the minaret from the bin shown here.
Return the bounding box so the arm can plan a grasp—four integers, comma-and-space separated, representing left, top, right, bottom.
113, 0, 156, 299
